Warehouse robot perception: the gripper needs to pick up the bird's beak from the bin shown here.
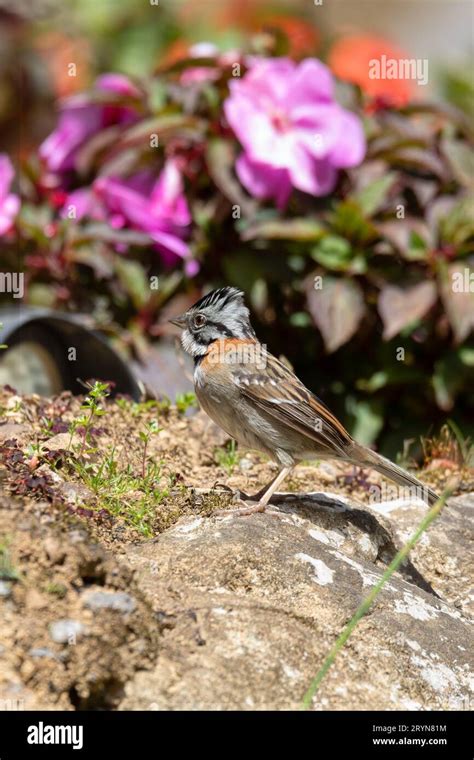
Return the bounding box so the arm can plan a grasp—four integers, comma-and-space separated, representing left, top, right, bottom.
168, 314, 187, 329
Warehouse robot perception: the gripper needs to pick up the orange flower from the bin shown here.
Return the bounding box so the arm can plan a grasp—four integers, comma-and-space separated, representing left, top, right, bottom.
328, 34, 415, 107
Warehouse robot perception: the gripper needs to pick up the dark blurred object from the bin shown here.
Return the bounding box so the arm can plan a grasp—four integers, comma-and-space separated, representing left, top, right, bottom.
0, 308, 141, 398
132, 340, 193, 401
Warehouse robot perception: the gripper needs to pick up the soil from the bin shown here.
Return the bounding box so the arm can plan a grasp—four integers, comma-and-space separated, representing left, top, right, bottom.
0, 385, 471, 710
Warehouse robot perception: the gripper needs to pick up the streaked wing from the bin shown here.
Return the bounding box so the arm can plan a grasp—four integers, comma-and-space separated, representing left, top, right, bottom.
233, 352, 352, 456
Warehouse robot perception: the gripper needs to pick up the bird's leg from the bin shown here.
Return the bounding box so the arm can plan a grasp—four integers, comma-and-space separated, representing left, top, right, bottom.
211, 482, 251, 499
215, 467, 292, 517
245, 471, 282, 501
212, 470, 281, 501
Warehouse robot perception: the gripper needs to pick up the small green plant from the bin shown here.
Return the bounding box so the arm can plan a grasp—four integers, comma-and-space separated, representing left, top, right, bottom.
215, 439, 239, 476
68, 380, 110, 453
25, 441, 42, 459
39, 417, 54, 437
395, 438, 417, 470
66, 446, 169, 536
44, 582, 68, 598
0, 537, 20, 581
422, 422, 473, 469
139, 420, 162, 479
116, 396, 171, 416
175, 392, 197, 415
115, 397, 131, 412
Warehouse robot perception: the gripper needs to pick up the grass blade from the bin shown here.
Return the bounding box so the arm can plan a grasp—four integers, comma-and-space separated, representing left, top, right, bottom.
300, 487, 453, 710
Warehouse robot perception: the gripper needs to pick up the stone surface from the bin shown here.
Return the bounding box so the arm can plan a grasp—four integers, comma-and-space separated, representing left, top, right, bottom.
363, 492, 474, 617
81, 590, 137, 614
0, 580, 13, 597
49, 620, 87, 644
0, 423, 31, 444
119, 493, 474, 711
39, 433, 78, 452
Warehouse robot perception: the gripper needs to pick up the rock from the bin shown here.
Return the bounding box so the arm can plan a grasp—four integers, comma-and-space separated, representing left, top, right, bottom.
119, 495, 474, 711
0, 580, 12, 597
34, 465, 95, 507
364, 492, 474, 616
0, 423, 31, 444
29, 648, 58, 659
40, 433, 78, 452
43, 537, 67, 565
81, 590, 137, 615
24, 589, 47, 610
49, 620, 87, 644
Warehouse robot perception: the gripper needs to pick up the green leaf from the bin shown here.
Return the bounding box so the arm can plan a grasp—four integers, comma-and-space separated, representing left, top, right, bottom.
356, 366, 424, 392
306, 275, 366, 353
114, 257, 149, 309
147, 79, 168, 112
311, 235, 355, 271
352, 173, 396, 215
459, 346, 474, 366
376, 219, 432, 260
441, 138, 474, 189
378, 281, 437, 340
407, 230, 429, 258
329, 201, 378, 245
345, 397, 384, 446
72, 223, 151, 247
432, 354, 464, 411
206, 139, 257, 215
356, 370, 389, 392
438, 196, 474, 247
75, 126, 123, 175
241, 218, 325, 242
384, 147, 448, 181
289, 312, 312, 328
438, 258, 474, 343
116, 113, 206, 150
68, 243, 115, 279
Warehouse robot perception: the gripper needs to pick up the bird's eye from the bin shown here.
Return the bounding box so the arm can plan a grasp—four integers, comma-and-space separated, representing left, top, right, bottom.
193, 314, 207, 329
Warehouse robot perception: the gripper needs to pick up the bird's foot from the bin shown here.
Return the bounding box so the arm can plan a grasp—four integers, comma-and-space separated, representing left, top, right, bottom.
214, 499, 266, 517
212, 482, 252, 500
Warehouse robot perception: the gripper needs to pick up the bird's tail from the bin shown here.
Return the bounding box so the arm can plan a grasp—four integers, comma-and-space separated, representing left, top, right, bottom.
348, 442, 440, 507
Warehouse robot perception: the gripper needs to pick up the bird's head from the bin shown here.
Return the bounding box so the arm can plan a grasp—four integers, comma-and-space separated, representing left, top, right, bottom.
169, 286, 255, 358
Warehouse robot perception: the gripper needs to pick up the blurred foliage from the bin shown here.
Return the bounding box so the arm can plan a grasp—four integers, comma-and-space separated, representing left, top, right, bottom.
1, 6, 473, 459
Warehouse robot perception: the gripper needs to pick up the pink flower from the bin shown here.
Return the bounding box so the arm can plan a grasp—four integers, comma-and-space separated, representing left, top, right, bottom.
0, 154, 20, 235
60, 187, 107, 222
92, 160, 192, 264
39, 73, 140, 174
61, 161, 195, 269
224, 57, 366, 208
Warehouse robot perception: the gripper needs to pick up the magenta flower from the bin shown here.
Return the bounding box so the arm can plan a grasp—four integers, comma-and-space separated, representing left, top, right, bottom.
224, 57, 366, 208
60, 187, 107, 223
39, 73, 140, 174
0, 154, 20, 236
93, 160, 192, 264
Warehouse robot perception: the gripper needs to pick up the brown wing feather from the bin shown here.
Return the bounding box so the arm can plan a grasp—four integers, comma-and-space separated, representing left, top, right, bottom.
233, 352, 352, 456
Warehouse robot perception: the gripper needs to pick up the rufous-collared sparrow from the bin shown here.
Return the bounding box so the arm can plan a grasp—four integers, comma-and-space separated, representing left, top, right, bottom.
170, 287, 439, 514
